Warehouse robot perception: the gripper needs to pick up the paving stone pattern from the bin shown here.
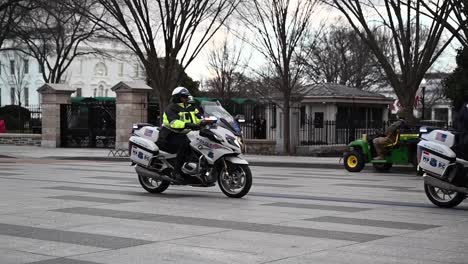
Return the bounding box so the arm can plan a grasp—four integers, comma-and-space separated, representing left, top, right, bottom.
0, 158, 467, 264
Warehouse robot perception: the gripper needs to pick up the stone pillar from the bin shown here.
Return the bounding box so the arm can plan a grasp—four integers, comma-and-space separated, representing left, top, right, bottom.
431, 108, 436, 121
111, 81, 152, 149
37, 84, 75, 147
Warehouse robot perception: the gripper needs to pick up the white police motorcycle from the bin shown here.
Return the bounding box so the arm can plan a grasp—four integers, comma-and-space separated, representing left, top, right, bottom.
128, 113, 252, 198
418, 127, 468, 208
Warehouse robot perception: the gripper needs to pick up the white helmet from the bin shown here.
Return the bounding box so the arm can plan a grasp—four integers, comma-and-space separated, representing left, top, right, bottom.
172, 86, 191, 96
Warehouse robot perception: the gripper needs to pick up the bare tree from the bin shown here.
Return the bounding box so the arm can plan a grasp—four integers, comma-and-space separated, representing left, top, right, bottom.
329, 0, 456, 121
79, 0, 240, 112
421, 0, 467, 48
0, 51, 31, 106
205, 33, 250, 99
301, 24, 390, 90
238, 0, 318, 153
16, 0, 102, 83
0, 0, 32, 50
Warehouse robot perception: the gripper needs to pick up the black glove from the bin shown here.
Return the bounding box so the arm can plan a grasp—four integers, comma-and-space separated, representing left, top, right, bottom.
185, 123, 200, 130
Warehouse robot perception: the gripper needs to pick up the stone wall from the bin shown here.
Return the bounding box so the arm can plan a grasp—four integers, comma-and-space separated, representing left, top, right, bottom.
0, 133, 41, 146
244, 139, 276, 155
296, 145, 348, 157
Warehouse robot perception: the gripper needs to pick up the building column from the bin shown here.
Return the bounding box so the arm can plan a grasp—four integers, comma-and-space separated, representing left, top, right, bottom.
37, 84, 75, 147
111, 81, 152, 149
382, 107, 389, 122
431, 108, 436, 120
448, 107, 453, 126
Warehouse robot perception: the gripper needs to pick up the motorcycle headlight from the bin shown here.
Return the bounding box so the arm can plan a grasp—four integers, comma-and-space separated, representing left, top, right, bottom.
226, 135, 240, 148
235, 137, 242, 147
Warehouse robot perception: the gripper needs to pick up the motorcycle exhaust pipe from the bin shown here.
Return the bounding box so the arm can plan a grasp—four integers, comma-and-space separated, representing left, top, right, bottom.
135, 166, 174, 183
423, 174, 468, 194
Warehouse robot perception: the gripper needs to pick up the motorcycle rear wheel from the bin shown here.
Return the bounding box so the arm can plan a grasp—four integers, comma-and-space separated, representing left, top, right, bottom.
424, 183, 464, 208
138, 173, 170, 194
217, 163, 252, 198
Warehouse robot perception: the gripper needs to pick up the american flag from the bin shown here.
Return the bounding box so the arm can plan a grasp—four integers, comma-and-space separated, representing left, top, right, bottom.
435, 132, 447, 142
144, 129, 153, 137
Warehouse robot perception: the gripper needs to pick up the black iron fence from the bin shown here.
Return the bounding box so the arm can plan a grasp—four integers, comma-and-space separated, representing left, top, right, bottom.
60, 102, 116, 148
27, 104, 42, 134
144, 100, 277, 140
225, 103, 276, 140
299, 119, 453, 146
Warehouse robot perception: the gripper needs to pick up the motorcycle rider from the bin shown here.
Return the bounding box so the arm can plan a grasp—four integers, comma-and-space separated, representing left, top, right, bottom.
157, 87, 202, 182
373, 109, 407, 160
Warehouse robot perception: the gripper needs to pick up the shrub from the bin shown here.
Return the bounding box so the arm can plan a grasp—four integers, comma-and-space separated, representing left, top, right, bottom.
0, 105, 31, 131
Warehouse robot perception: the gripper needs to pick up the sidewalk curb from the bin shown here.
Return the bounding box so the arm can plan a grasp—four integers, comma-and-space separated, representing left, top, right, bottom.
42, 156, 415, 173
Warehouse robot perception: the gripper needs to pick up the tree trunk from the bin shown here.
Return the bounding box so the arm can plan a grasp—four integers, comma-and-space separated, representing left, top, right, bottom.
283, 98, 291, 154
396, 86, 418, 123
158, 88, 171, 117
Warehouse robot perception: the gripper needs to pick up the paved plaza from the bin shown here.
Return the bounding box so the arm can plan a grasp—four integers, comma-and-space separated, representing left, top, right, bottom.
0, 155, 468, 264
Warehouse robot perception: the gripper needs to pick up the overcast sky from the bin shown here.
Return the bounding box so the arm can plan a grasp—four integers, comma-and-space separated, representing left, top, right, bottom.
184, 2, 461, 83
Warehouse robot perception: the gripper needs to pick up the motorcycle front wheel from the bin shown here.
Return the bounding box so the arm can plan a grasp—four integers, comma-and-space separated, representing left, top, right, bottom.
217, 163, 252, 198
424, 183, 464, 208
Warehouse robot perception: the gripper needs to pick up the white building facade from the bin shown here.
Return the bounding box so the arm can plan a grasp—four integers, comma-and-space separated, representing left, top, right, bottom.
0, 39, 146, 107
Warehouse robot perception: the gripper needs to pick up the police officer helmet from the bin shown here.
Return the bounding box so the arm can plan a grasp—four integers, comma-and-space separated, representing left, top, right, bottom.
172, 87, 191, 97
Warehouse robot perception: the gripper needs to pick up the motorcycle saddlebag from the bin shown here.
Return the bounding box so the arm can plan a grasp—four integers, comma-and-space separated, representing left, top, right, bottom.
418, 140, 456, 178
129, 136, 159, 166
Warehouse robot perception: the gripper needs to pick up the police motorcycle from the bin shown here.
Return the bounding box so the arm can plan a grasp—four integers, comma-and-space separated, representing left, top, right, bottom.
128, 103, 252, 198
418, 127, 468, 208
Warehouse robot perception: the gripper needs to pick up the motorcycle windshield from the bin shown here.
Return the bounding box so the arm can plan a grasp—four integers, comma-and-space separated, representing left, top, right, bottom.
201, 101, 242, 136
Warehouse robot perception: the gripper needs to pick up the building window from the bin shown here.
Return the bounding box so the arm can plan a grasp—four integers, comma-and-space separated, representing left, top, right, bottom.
76, 88, 82, 97
79, 60, 83, 74
271, 104, 276, 128
94, 62, 107, 76
93, 88, 97, 97
314, 112, 324, 128
10, 87, 15, 104
38, 64, 43, 73
98, 85, 104, 97
118, 62, 124, 76
10, 60, 15, 75
24, 87, 29, 106
134, 63, 139, 77
105, 89, 108, 97
300, 106, 306, 127
23, 59, 29, 74
434, 108, 448, 121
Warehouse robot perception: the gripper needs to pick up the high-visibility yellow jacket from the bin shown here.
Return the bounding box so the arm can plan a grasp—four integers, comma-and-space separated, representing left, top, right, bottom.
162, 102, 202, 133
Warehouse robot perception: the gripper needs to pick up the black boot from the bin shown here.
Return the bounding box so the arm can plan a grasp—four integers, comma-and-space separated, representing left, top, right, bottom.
171, 170, 184, 182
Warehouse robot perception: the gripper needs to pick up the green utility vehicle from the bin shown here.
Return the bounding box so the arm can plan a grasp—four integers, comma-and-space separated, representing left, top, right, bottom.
343, 132, 420, 172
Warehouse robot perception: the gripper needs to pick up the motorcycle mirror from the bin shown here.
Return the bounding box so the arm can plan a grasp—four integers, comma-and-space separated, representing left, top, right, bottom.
205, 116, 218, 122
235, 114, 245, 123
